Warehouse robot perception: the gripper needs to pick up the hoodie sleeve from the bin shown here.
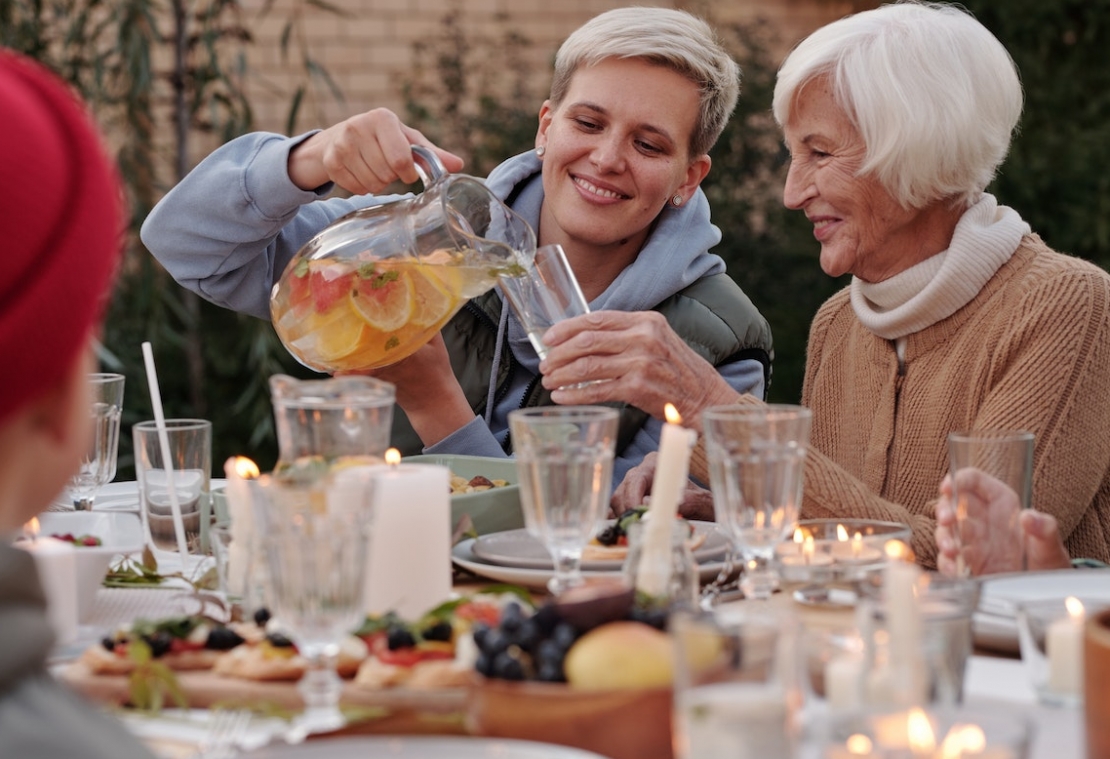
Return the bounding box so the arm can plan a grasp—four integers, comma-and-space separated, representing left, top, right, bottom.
140, 131, 404, 320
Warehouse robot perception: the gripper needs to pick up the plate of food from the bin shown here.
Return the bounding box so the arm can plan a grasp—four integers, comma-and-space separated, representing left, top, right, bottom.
405, 454, 523, 535
471, 517, 729, 571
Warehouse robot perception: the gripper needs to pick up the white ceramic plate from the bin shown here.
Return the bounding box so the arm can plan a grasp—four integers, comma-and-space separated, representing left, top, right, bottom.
249, 736, 608, 758
453, 538, 727, 590
973, 568, 1110, 653
51, 479, 228, 513
472, 521, 729, 570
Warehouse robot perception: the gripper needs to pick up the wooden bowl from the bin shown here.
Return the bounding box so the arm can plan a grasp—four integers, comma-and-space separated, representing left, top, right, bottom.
466, 678, 673, 759
1085, 608, 1110, 759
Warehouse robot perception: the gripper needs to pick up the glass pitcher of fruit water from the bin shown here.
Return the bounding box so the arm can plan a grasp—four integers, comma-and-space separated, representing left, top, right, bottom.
270, 146, 535, 373
269, 374, 396, 478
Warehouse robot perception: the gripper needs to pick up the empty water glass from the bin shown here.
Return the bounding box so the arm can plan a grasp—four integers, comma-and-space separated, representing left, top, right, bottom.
509, 406, 619, 595
69, 372, 124, 510
250, 467, 375, 734
703, 404, 813, 600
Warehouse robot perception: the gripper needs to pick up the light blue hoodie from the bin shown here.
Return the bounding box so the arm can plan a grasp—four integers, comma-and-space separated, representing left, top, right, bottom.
142, 133, 765, 485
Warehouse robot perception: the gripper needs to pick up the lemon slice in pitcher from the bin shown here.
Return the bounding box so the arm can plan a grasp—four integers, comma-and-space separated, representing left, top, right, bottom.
310, 310, 366, 362
410, 266, 460, 328
350, 267, 413, 332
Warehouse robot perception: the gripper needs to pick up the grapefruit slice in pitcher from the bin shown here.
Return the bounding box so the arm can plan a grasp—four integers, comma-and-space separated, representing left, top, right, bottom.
350, 266, 414, 332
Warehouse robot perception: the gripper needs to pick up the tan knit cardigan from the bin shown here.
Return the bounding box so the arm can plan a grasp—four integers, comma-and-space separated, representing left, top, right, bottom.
690, 235, 1110, 568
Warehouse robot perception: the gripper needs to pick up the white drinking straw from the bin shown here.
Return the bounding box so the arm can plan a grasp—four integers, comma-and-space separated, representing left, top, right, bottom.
141, 342, 190, 563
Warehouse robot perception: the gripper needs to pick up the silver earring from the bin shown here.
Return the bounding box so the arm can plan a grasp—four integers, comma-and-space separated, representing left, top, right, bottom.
672, 194, 683, 206
536, 146, 546, 157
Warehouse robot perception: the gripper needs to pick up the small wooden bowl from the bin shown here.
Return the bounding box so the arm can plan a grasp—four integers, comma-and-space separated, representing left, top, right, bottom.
466, 678, 673, 759
1085, 608, 1110, 759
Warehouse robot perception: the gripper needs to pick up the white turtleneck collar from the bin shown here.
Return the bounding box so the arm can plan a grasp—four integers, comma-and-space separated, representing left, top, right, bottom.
850, 193, 1031, 340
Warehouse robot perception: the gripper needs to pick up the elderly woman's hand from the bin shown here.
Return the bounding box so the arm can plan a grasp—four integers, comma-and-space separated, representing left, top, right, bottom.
288, 107, 464, 195
611, 452, 716, 522
935, 470, 1071, 575
539, 310, 739, 425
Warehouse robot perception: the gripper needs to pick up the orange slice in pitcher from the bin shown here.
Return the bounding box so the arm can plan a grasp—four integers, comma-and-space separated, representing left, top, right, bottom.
311, 310, 366, 362
350, 267, 413, 332
410, 266, 459, 328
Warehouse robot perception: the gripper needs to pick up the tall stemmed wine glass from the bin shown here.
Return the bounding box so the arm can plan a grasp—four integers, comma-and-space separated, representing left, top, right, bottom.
509, 406, 619, 595
703, 404, 812, 600
250, 467, 374, 734
69, 373, 125, 510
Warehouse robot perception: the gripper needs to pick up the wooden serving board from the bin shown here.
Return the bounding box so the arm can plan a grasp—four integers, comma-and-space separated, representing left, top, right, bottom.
60, 661, 469, 715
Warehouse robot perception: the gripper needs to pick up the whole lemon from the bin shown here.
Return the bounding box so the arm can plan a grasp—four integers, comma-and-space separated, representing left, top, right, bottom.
563, 621, 674, 690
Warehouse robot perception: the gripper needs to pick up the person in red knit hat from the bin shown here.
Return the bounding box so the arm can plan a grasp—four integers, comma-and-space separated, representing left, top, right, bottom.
0, 49, 154, 758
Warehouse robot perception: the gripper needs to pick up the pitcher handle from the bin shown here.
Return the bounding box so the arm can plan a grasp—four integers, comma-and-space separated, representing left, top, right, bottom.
412, 145, 448, 188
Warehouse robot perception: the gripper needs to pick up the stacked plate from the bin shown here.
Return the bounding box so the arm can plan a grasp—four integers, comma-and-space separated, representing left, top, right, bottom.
452, 521, 730, 590
973, 568, 1110, 653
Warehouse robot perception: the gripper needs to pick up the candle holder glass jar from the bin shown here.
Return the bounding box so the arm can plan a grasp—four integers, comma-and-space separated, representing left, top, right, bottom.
622, 521, 700, 612
776, 518, 912, 607
1016, 596, 1110, 707
809, 704, 1032, 759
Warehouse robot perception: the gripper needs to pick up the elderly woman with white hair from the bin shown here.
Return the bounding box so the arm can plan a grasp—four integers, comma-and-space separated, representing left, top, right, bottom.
554, 0, 1110, 568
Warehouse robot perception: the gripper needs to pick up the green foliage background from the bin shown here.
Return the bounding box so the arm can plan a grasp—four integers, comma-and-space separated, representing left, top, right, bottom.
3, 0, 1108, 477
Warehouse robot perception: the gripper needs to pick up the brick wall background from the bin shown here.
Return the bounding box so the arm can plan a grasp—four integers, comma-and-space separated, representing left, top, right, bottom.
220, 0, 867, 148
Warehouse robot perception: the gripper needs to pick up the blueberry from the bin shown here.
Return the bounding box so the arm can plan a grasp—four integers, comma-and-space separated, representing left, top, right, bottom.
535, 638, 564, 665
515, 619, 541, 652
491, 650, 526, 681
266, 632, 294, 648
551, 622, 578, 651
100, 637, 116, 652
386, 625, 417, 650
253, 607, 271, 627
536, 660, 566, 682
531, 604, 561, 636
422, 621, 453, 642
482, 630, 511, 658
144, 631, 172, 658
205, 626, 246, 651
471, 623, 493, 653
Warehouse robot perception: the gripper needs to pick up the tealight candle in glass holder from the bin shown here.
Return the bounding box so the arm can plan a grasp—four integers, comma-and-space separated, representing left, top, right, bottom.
813, 704, 1031, 759
776, 519, 911, 607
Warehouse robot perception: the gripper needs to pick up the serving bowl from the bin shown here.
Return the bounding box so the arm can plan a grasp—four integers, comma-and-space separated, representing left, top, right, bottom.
36, 511, 144, 620
405, 454, 523, 535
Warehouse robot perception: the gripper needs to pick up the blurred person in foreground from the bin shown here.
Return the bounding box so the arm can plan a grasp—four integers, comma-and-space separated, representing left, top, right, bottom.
140, 7, 773, 488
568, 0, 1110, 568
0, 50, 154, 757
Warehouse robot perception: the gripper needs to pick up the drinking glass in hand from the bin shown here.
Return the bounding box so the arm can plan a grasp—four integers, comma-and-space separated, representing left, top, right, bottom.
69, 373, 125, 511
251, 469, 374, 734
498, 244, 591, 360
703, 404, 812, 600
509, 406, 619, 595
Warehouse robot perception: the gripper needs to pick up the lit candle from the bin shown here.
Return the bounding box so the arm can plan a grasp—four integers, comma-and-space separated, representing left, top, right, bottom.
883, 540, 927, 706
363, 448, 453, 621
17, 518, 78, 644
829, 528, 883, 564
778, 534, 834, 567
1046, 596, 1085, 696
636, 403, 697, 597
223, 456, 260, 598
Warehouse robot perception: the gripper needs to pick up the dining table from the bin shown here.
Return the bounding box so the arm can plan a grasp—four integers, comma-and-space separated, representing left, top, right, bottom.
45, 487, 1096, 759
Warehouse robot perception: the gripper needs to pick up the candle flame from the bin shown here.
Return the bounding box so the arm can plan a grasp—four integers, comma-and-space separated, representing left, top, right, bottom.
233, 456, 261, 479
852, 531, 863, 557
884, 539, 915, 563
793, 528, 806, 544
385, 448, 401, 466
24, 517, 40, 540
906, 707, 937, 753
1065, 596, 1085, 620
664, 403, 681, 425
836, 523, 849, 542
802, 535, 816, 560
939, 724, 986, 758
845, 734, 872, 755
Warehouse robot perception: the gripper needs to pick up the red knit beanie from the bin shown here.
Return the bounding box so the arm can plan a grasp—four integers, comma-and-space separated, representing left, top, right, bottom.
0, 50, 125, 423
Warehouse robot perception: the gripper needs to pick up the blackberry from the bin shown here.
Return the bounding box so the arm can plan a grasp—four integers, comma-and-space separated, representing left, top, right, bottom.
205, 626, 246, 651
